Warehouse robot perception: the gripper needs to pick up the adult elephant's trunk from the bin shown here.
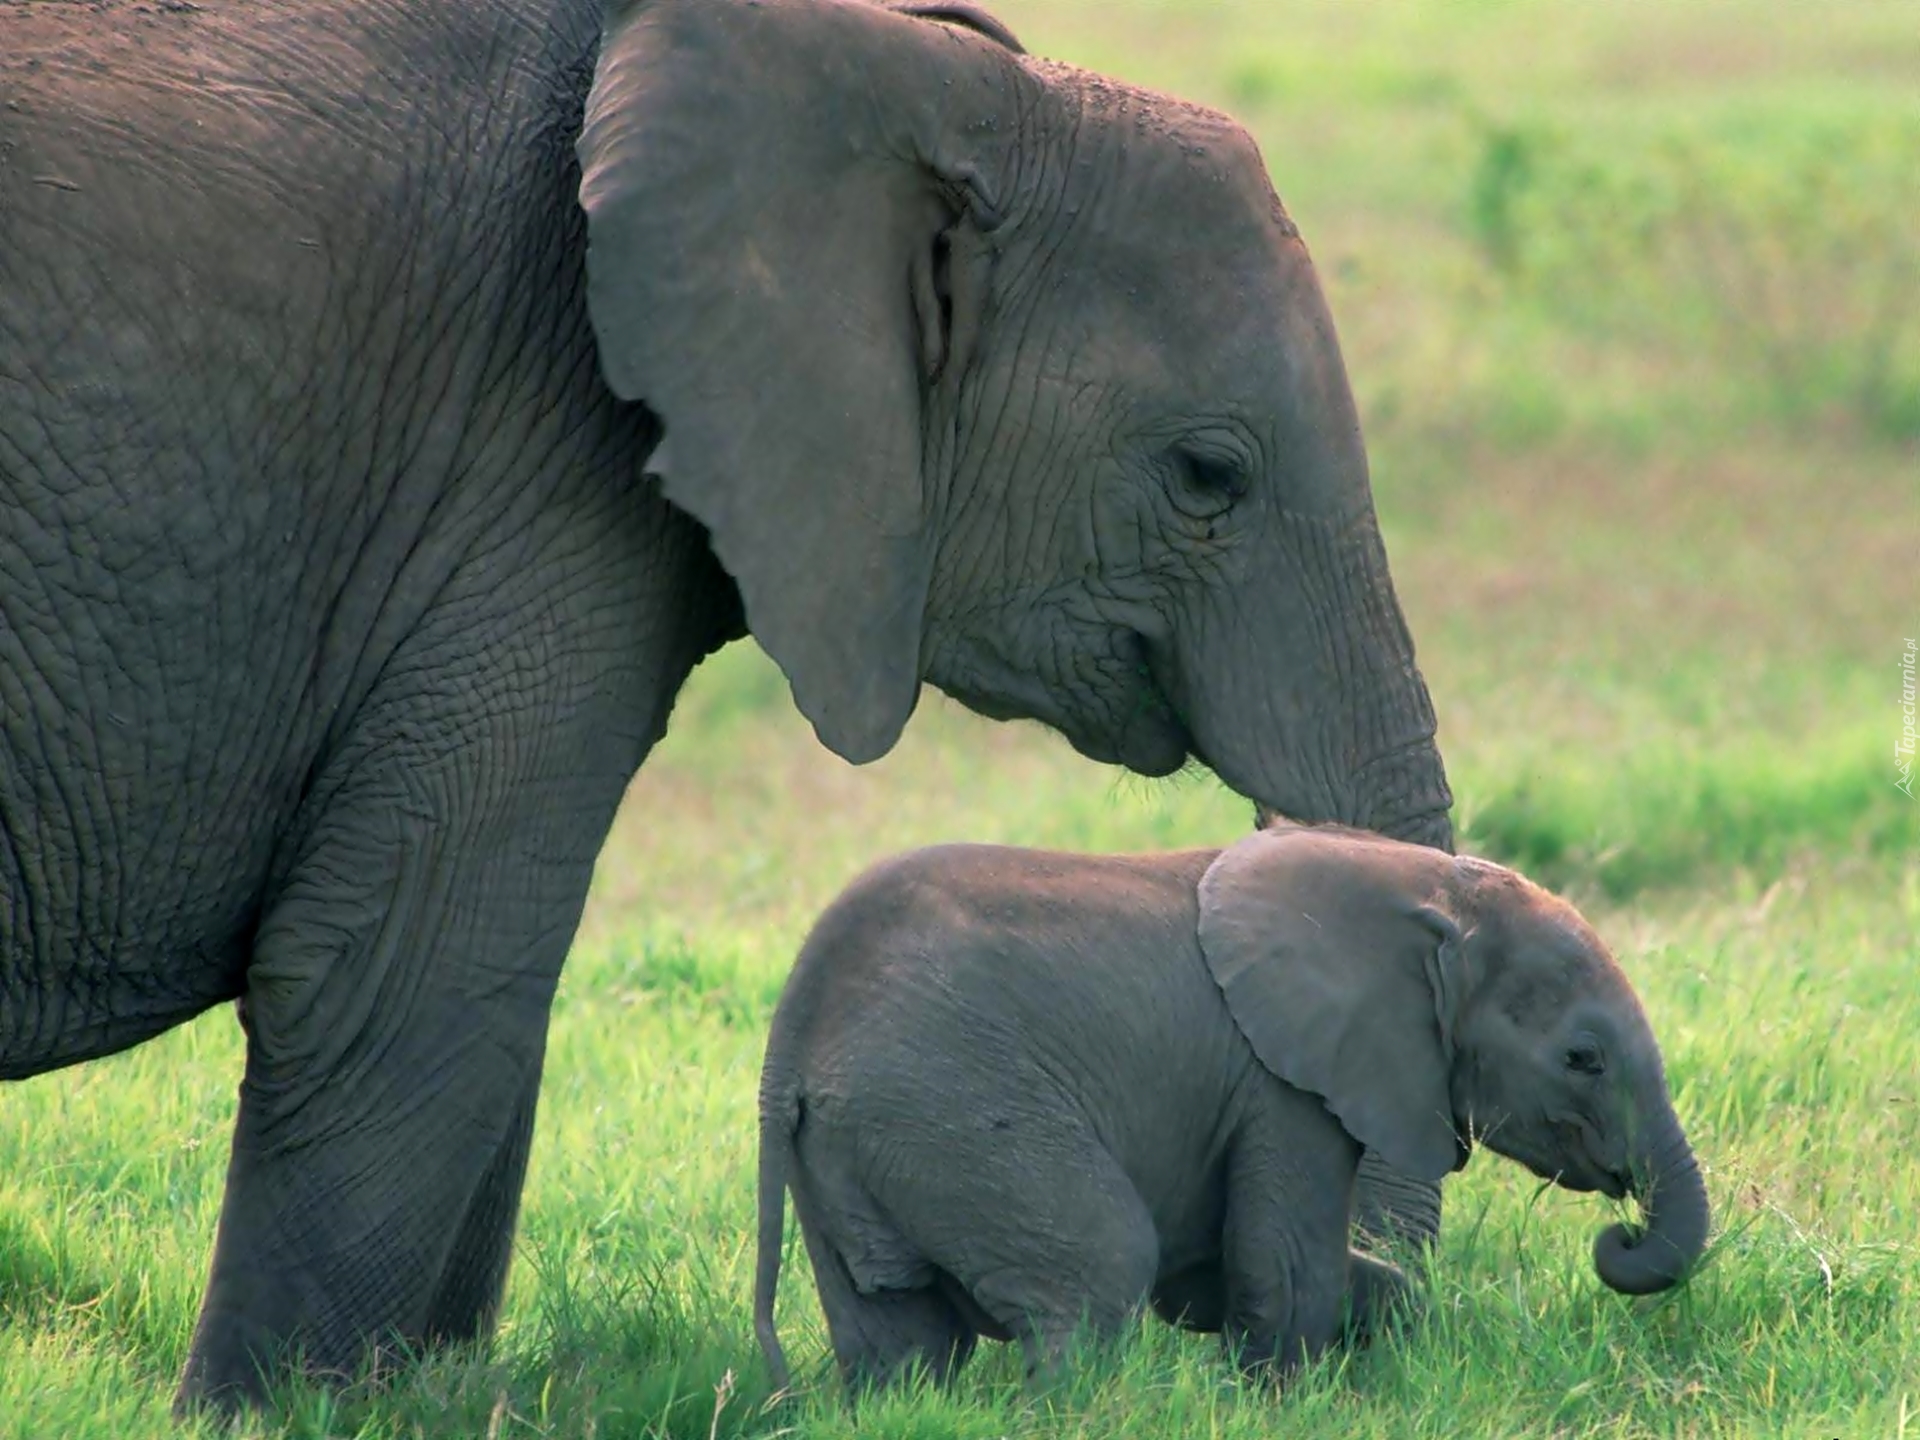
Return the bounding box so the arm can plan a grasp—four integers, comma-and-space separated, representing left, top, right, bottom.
1185, 511, 1454, 854
1376, 805, 1454, 852
1593, 1103, 1710, 1294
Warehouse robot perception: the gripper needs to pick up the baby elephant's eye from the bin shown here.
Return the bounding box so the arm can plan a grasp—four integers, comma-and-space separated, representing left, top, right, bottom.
1564, 1042, 1606, 1076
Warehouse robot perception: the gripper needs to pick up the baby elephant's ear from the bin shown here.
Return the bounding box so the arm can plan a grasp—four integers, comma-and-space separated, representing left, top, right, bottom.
1198, 826, 1468, 1183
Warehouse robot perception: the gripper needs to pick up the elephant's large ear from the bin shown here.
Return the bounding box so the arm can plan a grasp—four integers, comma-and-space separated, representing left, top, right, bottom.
578, 0, 1020, 762
1198, 825, 1470, 1182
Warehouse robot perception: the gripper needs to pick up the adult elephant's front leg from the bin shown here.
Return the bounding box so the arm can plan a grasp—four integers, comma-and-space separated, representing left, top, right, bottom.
422, 1064, 544, 1347
174, 784, 593, 1410
166, 439, 729, 1412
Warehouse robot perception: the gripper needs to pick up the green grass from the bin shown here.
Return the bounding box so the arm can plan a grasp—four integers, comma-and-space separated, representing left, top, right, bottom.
5, 1, 1918, 1435
6, 842, 1917, 1438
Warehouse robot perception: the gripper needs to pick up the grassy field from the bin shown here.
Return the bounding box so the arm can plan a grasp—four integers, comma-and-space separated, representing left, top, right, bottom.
4, 1, 1917, 1435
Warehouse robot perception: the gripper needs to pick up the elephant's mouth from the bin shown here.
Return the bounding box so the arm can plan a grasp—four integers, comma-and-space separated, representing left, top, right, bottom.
1579, 1166, 1632, 1201
1574, 1121, 1635, 1200
1542, 1119, 1632, 1200
1113, 693, 1194, 779
931, 631, 1195, 777
1062, 630, 1194, 777
1514, 1154, 1627, 1200
1493, 1121, 1630, 1200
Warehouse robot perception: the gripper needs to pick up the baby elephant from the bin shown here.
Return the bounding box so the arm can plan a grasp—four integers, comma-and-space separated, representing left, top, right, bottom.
754, 823, 1707, 1391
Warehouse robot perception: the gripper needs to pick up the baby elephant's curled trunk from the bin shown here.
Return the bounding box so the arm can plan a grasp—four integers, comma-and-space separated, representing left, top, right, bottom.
1592, 1109, 1709, 1295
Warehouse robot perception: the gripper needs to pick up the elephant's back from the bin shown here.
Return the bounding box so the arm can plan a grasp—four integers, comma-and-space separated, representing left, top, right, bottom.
779, 844, 1221, 1027
0, 0, 607, 396
774, 843, 1247, 1136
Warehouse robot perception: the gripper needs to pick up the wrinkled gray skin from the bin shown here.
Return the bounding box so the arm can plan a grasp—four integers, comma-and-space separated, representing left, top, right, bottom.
756, 823, 1707, 1392
0, 0, 1451, 1410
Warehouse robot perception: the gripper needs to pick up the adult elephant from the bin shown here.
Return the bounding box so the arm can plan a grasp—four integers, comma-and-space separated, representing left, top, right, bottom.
0, 0, 1453, 1410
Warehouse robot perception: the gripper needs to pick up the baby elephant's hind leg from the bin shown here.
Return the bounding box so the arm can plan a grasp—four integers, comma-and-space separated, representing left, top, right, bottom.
791, 1128, 978, 1391
961, 1151, 1161, 1383
798, 1222, 977, 1391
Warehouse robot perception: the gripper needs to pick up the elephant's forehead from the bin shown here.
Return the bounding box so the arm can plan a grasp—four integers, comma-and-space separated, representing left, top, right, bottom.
1117, 118, 1288, 244
1035, 59, 1294, 233
1086, 174, 1322, 369
1061, 199, 1323, 397
1507, 906, 1620, 989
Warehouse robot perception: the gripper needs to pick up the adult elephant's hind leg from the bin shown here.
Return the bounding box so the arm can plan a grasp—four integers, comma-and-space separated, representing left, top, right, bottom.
174, 784, 599, 1412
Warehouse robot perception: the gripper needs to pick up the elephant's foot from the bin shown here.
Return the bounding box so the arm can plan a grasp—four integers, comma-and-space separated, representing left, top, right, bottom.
1352, 1148, 1442, 1254
1343, 1250, 1420, 1347
171, 1309, 278, 1417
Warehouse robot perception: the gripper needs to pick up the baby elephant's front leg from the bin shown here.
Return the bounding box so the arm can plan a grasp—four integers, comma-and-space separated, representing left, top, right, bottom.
1345, 1250, 1418, 1343
1219, 1114, 1356, 1379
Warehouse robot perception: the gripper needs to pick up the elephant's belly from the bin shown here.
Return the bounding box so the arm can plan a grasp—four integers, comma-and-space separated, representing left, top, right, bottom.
0, 724, 279, 1081
0, 954, 243, 1081
0, 852, 258, 1080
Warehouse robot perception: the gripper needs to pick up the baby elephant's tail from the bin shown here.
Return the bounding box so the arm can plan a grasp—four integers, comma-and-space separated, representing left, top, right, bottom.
755, 1076, 799, 1395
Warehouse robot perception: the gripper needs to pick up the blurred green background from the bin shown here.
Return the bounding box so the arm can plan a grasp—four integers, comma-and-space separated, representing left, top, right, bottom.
3, 3, 1915, 1436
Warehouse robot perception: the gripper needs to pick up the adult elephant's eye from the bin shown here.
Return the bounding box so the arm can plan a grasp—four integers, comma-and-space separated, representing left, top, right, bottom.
1168, 446, 1247, 518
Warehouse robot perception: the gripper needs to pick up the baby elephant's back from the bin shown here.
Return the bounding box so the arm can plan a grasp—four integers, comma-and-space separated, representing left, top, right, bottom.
770, 844, 1250, 1162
